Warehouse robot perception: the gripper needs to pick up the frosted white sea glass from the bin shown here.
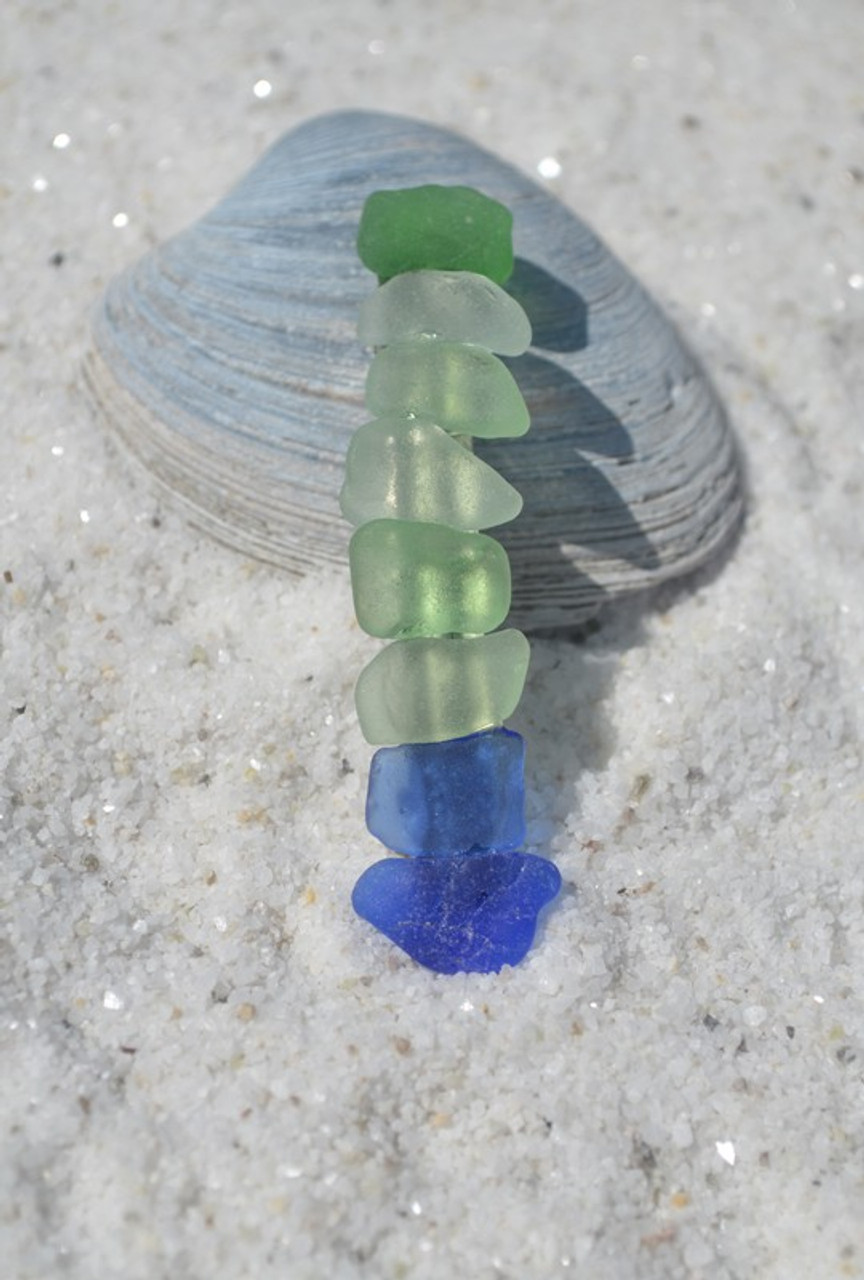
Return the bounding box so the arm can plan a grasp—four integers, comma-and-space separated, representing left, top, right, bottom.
358, 270, 532, 356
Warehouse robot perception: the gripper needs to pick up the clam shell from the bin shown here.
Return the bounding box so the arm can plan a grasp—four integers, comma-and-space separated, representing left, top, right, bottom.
84, 110, 743, 630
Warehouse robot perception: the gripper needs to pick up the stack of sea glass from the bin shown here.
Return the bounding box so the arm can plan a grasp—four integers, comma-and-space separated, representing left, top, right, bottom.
340, 186, 561, 974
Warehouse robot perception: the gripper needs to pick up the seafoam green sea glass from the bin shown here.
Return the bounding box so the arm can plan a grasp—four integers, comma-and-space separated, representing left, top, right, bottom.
358, 271, 532, 357
356, 185, 514, 284
350, 519, 511, 639
365, 342, 530, 439
339, 416, 523, 530
354, 629, 530, 745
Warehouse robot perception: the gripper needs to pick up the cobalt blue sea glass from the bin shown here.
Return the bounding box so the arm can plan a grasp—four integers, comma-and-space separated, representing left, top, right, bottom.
351, 850, 562, 974
366, 727, 525, 857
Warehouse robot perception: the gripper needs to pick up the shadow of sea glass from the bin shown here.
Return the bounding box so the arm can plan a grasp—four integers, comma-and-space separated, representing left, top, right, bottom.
504, 258, 588, 353
504, 352, 636, 461
479, 257, 661, 623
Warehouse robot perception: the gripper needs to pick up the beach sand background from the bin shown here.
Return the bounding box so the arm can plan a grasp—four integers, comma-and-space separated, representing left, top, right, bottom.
3, 2, 864, 1276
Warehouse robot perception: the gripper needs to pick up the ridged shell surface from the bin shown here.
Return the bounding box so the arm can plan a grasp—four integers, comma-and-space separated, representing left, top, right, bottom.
85, 110, 743, 629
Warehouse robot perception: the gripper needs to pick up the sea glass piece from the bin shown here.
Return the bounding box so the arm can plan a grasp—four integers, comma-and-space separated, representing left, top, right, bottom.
354, 629, 530, 745
349, 519, 511, 639
365, 342, 530, 439
358, 270, 532, 357
357, 185, 514, 285
366, 727, 525, 856
352, 850, 562, 974
339, 417, 523, 530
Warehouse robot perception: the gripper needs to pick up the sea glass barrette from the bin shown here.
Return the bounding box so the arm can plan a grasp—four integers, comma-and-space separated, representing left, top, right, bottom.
340, 185, 562, 974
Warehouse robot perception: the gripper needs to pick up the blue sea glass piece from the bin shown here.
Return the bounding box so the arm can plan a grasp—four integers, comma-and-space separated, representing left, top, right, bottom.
366, 728, 525, 856
351, 851, 562, 974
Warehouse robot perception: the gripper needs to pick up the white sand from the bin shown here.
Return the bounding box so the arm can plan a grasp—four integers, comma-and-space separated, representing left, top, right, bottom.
3, 2, 864, 1277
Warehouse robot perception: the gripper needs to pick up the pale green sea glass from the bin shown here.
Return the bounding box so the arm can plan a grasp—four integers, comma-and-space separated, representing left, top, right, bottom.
339, 416, 523, 530
350, 519, 511, 639
365, 342, 530, 438
354, 629, 530, 745
358, 271, 532, 357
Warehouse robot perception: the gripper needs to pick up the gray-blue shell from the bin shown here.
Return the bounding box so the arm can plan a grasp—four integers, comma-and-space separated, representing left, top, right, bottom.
85, 110, 743, 629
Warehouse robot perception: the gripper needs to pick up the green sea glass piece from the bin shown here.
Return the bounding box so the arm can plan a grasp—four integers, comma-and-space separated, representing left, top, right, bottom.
350, 519, 511, 639
339, 416, 523, 530
357, 185, 514, 284
358, 271, 532, 357
354, 629, 530, 745
365, 342, 530, 439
